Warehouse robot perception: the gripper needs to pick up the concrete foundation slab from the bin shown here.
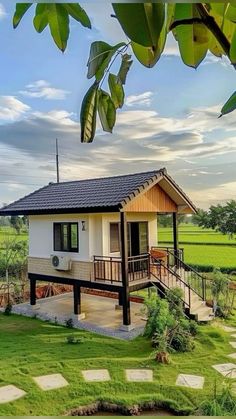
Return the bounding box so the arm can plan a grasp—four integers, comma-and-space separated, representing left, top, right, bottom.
0, 385, 26, 404
33, 373, 69, 391
176, 374, 204, 389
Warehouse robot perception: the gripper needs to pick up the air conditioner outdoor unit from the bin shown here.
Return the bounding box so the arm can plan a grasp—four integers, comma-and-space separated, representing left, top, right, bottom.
50, 255, 71, 271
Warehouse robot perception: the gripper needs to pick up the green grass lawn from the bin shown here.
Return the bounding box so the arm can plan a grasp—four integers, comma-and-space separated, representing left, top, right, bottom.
0, 313, 234, 415
0, 226, 28, 248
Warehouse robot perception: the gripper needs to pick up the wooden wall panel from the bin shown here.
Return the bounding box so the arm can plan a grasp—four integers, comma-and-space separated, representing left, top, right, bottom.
124, 184, 177, 213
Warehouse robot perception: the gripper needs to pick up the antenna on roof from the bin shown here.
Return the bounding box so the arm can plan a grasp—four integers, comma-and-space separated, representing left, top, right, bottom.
56, 138, 60, 183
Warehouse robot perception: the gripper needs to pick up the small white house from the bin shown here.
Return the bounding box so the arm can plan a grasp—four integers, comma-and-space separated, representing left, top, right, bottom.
0, 168, 197, 328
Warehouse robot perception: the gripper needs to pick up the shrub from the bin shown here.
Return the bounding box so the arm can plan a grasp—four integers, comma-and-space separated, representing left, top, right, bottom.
144, 290, 197, 361
66, 335, 84, 344
65, 318, 74, 328
196, 383, 236, 416
4, 302, 12, 316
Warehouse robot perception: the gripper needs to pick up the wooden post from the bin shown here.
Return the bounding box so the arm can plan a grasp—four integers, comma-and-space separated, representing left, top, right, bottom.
173, 212, 179, 266
73, 284, 81, 315
120, 211, 131, 326
30, 278, 36, 306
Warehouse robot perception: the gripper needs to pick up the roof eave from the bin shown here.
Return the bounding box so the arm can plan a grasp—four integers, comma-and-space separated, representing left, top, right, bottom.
0, 205, 121, 216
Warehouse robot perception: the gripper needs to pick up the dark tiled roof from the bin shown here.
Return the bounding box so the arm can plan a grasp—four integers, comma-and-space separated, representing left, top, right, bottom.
0, 169, 166, 215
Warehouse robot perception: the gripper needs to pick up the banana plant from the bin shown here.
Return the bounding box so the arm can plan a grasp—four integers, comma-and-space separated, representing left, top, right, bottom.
12, 3, 236, 142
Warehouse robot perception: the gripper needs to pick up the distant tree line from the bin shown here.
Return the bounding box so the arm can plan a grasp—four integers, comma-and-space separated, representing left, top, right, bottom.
192, 200, 236, 239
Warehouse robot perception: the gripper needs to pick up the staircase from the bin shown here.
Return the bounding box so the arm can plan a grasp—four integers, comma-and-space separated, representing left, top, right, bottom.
150, 248, 214, 322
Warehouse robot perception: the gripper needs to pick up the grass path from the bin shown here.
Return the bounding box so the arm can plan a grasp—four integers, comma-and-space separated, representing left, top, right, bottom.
0, 314, 234, 415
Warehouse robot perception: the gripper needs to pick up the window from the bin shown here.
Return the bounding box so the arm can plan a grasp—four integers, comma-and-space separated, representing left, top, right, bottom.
53, 222, 79, 252
110, 223, 120, 253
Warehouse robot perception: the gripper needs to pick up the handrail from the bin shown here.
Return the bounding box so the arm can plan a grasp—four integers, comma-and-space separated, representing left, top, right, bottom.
150, 256, 190, 308
166, 248, 206, 301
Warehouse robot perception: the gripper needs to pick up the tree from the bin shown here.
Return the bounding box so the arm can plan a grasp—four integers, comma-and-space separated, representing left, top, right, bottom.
12, 3, 236, 142
10, 216, 23, 235
195, 201, 236, 238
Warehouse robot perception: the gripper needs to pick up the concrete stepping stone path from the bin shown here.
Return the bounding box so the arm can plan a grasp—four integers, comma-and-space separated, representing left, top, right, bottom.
125, 369, 153, 382
222, 326, 236, 332
0, 385, 26, 404
230, 341, 236, 348
33, 373, 69, 391
212, 363, 236, 378
228, 353, 236, 359
82, 369, 110, 382
175, 374, 204, 389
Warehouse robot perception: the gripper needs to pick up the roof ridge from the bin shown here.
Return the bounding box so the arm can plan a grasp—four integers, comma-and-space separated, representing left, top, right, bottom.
48, 168, 165, 186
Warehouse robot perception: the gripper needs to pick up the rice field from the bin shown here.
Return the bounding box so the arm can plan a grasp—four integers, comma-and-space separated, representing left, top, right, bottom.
158, 224, 236, 272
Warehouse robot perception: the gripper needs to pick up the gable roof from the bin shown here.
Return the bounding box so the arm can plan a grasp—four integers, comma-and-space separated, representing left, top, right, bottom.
0, 168, 196, 215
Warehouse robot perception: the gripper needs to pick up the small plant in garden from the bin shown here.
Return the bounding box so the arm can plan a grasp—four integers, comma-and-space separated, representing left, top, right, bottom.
196, 381, 236, 416
144, 288, 197, 363
66, 335, 84, 344
4, 302, 12, 316
210, 268, 230, 317
65, 318, 74, 328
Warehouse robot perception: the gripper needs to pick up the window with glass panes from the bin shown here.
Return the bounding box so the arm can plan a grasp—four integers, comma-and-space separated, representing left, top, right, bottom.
53, 222, 78, 252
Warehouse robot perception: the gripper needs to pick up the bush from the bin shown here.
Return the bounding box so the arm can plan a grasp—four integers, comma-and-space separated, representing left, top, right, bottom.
4, 302, 12, 316
66, 335, 84, 344
65, 318, 74, 328
196, 383, 236, 416
144, 290, 198, 360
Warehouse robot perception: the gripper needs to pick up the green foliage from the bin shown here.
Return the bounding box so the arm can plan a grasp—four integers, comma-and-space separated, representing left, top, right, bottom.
14, 2, 236, 142
98, 90, 116, 133
13, 3, 91, 52
4, 303, 12, 316
66, 335, 84, 344
197, 383, 236, 416
174, 4, 209, 68
10, 216, 22, 234
65, 318, 74, 328
87, 41, 125, 81
144, 290, 197, 358
221, 91, 236, 116
80, 82, 99, 143
112, 4, 165, 47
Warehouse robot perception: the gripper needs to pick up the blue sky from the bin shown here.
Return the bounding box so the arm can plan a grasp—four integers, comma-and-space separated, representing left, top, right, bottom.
0, 2, 236, 209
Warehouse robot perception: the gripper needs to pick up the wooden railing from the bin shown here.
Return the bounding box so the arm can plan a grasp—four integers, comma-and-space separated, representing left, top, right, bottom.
93, 254, 150, 284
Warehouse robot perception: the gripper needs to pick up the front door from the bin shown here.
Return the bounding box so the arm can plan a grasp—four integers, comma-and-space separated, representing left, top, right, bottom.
127, 222, 148, 257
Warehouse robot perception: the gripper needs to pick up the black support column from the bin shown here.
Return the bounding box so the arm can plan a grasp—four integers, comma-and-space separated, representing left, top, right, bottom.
30, 277, 36, 306
73, 283, 81, 315
120, 211, 131, 326
172, 212, 179, 266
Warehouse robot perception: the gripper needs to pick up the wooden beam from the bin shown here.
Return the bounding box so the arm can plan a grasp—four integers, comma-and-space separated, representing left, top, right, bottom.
120, 211, 131, 326
73, 283, 81, 315
30, 277, 36, 306
173, 212, 179, 266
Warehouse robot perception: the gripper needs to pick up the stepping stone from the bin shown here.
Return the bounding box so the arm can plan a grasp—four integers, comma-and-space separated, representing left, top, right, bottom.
125, 369, 153, 382
230, 342, 236, 348
82, 369, 110, 382
0, 385, 26, 404
176, 374, 204, 389
231, 334, 236, 338
33, 373, 69, 391
222, 326, 236, 332
228, 353, 236, 359
212, 363, 236, 378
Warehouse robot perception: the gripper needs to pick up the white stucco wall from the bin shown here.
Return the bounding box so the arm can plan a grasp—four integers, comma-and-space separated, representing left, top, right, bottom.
29, 212, 158, 261
28, 214, 90, 261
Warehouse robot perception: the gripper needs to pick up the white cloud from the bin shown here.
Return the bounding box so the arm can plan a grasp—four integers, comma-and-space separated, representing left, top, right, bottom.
20, 80, 70, 100
0, 96, 30, 122
125, 92, 154, 107
0, 4, 6, 20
